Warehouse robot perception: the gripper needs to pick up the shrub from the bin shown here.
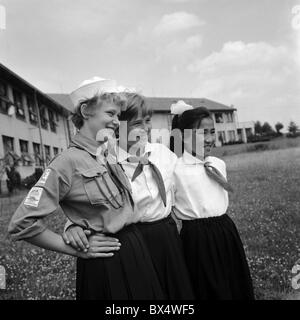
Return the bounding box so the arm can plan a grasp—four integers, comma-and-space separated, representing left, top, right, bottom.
286, 132, 300, 138
247, 135, 271, 143
223, 140, 243, 146
22, 168, 43, 189
247, 143, 270, 152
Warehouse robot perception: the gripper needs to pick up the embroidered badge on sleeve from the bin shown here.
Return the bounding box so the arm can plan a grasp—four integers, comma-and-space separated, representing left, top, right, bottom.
38, 169, 51, 184
24, 187, 43, 207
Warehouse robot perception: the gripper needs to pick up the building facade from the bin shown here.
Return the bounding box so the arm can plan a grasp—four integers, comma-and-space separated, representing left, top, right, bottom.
0, 64, 71, 184
147, 97, 254, 147
49, 95, 254, 148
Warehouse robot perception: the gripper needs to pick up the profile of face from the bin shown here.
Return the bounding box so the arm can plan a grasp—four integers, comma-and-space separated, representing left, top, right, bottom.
184, 117, 215, 159
84, 101, 121, 142
119, 113, 152, 154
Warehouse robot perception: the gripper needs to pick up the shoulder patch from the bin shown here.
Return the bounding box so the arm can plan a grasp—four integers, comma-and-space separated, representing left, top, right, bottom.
38, 169, 51, 184
24, 187, 43, 207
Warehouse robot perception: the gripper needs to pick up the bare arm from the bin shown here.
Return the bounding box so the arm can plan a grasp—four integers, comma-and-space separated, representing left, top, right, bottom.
26, 228, 80, 257
26, 228, 118, 258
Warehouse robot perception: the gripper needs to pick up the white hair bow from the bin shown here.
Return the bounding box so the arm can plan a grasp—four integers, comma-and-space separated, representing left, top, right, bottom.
170, 100, 193, 115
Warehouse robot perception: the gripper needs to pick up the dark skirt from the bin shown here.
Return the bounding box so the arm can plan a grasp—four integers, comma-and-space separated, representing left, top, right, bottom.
181, 214, 254, 300
136, 215, 195, 300
76, 223, 165, 300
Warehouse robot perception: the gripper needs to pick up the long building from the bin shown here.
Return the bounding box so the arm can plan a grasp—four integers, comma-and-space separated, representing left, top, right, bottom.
50, 94, 254, 147
0, 64, 71, 185
0, 63, 254, 191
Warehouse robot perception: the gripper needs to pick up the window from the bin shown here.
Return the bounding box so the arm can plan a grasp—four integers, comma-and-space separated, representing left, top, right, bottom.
246, 128, 253, 138
53, 147, 59, 156
40, 106, 48, 130
2, 135, 14, 153
0, 80, 9, 115
33, 142, 43, 167
2, 136, 20, 166
0, 80, 6, 97
218, 131, 226, 145
44, 145, 51, 165
167, 114, 173, 131
19, 139, 33, 166
27, 96, 38, 125
237, 129, 243, 142
55, 111, 59, 122
19, 139, 28, 153
227, 113, 234, 123
48, 109, 57, 133
13, 89, 25, 120
228, 130, 236, 142
215, 113, 224, 123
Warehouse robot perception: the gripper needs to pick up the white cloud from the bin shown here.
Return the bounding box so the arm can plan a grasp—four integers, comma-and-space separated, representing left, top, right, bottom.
187, 41, 300, 127
155, 34, 203, 64
154, 12, 205, 36
118, 15, 204, 72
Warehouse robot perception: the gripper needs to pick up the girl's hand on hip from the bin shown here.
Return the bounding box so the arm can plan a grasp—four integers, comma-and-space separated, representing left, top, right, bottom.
77, 233, 121, 259
62, 226, 91, 252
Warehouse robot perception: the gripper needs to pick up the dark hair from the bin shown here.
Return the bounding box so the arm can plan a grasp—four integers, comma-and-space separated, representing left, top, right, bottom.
71, 92, 126, 129
170, 106, 212, 154
119, 93, 153, 122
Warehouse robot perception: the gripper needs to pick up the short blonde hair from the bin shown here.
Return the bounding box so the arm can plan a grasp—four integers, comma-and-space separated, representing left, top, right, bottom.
71, 92, 126, 129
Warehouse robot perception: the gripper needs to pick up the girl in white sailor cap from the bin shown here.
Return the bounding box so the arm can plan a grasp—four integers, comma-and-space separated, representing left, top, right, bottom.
64, 93, 195, 300
170, 103, 254, 300
8, 77, 164, 300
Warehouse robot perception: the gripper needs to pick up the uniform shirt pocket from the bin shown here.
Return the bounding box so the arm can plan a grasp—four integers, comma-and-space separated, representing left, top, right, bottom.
80, 166, 123, 208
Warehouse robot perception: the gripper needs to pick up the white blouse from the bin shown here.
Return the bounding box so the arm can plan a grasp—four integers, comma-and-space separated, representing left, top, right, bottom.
118, 142, 178, 223
173, 151, 229, 220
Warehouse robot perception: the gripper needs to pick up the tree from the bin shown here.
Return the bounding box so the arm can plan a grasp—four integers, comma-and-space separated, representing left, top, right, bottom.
275, 122, 284, 135
254, 121, 262, 135
288, 121, 299, 135
261, 122, 274, 135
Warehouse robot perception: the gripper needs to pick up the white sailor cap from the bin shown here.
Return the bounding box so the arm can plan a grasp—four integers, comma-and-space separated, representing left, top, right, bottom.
170, 100, 193, 115
70, 76, 127, 108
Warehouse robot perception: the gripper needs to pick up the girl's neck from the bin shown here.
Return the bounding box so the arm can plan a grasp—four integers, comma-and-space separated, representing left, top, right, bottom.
185, 150, 205, 161
127, 143, 146, 156
79, 127, 104, 145
79, 126, 95, 140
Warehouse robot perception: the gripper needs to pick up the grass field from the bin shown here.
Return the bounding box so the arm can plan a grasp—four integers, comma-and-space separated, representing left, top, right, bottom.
212, 136, 300, 158
224, 146, 300, 300
0, 139, 300, 300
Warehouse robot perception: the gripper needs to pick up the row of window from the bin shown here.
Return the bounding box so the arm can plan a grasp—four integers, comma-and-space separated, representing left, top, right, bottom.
218, 130, 236, 145
2, 135, 62, 167
0, 80, 59, 133
215, 112, 234, 124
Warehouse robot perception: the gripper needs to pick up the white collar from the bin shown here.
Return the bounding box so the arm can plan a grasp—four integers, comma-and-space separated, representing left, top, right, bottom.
182, 151, 210, 165
117, 142, 152, 163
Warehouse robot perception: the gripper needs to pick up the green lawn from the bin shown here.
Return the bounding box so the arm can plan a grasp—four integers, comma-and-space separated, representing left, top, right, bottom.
0, 143, 299, 300
224, 147, 300, 300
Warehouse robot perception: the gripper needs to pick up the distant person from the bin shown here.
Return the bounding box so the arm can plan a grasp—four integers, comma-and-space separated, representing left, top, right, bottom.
171, 103, 254, 300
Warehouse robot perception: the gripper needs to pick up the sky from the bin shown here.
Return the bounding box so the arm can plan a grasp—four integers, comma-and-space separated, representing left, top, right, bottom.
0, 0, 299, 129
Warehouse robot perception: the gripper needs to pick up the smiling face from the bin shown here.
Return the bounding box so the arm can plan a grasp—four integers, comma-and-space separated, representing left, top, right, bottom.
184, 117, 215, 159
201, 117, 216, 155
118, 93, 153, 153
127, 113, 152, 150
87, 101, 121, 140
